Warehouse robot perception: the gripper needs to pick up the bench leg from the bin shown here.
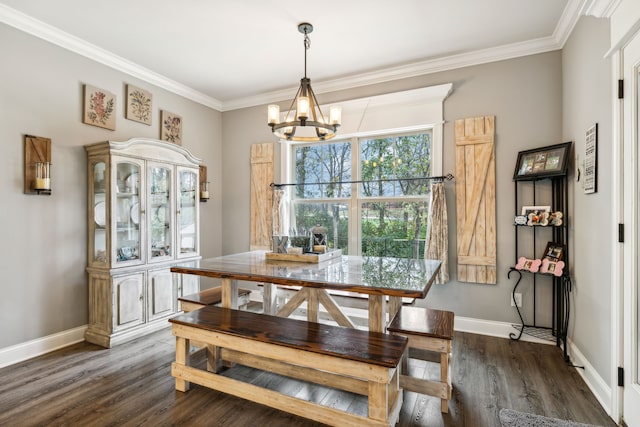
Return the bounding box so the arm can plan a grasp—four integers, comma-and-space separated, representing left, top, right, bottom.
368, 381, 388, 422
206, 344, 222, 373
175, 336, 191, 392
440, 351, 451, 413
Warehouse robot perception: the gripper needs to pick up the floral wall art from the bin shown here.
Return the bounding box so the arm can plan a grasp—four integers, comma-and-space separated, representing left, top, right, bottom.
83, 84, 116, 130
161, 110, 182, 145
125, 84, 152, 125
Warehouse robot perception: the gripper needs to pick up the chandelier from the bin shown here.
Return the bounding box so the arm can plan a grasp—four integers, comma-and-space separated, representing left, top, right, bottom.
267, 23, 341, 142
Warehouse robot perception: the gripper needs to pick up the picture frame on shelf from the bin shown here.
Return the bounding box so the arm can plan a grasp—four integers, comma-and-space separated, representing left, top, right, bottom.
521, 206, 551, 226
521, 205, 551, 216
542, 241, 564, 261
513, 142, 572, 181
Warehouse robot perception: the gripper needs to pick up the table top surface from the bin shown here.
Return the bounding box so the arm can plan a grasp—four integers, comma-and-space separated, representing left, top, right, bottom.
171, 251, 441, 298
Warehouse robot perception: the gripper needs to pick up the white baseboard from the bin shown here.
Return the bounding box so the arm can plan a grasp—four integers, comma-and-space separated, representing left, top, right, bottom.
453, 315, 554, 345
0, 325, 87, 369
566, 337, 612, 415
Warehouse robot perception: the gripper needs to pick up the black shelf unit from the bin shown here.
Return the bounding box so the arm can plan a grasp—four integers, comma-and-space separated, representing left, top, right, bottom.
509, 174, 571, 362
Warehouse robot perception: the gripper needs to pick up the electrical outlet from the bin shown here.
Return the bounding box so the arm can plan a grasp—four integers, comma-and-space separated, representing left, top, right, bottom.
511, 293, 522, 307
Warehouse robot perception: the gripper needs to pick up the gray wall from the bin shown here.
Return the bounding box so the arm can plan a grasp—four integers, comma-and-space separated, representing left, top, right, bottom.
222, 51, 564, 326
562, 16, 612, 383
0, 23, 223, 348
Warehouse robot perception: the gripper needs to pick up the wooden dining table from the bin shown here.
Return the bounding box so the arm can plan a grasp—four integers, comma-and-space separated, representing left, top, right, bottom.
171, 250, 441, 333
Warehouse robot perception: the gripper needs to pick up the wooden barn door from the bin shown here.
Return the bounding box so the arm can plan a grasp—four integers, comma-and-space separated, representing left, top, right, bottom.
250, 142, 274, 250
455, 116, 496, 284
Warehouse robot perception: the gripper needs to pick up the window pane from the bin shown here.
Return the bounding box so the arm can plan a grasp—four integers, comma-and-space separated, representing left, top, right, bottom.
361, 133, 432, 197
294, 142, 351, 199
292, 202, 349, 254
361, 200, 429, 258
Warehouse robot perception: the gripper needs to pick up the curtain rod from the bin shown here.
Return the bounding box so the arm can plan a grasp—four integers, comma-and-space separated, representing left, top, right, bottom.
270, 173, 454, 188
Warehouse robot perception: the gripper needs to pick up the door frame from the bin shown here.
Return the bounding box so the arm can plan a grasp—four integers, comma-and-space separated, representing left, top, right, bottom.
616, 27, 640, 426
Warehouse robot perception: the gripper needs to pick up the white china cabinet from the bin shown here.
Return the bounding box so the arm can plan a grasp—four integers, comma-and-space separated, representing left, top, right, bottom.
85, 138, 202, 347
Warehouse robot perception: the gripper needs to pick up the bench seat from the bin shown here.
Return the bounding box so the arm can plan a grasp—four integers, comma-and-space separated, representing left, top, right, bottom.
387, 305, 454, 413
169, 306, 408, 426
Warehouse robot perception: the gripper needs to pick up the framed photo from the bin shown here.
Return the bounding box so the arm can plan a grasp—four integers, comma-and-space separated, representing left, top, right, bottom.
125, 84, 152, 125
161, 110, 182, 145
542, 241, 564, 261
513, 142, 572, 180
83, 84, 116, 130
521, 205, 551, 216
584, 123, 597, 194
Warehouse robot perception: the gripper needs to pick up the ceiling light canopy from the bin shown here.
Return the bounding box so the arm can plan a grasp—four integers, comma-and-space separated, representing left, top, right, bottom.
268, 23, 341, 142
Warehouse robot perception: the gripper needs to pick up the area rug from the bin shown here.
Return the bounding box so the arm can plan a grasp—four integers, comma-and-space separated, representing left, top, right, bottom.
499, 409, 604, 427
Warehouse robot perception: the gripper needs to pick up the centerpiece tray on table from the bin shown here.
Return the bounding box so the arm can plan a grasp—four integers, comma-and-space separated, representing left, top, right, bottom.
265, 249, 342, 263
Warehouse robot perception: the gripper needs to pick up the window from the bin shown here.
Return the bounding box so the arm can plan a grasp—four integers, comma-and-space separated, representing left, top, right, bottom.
280, 84, 450, 258
289, 130, 433, 258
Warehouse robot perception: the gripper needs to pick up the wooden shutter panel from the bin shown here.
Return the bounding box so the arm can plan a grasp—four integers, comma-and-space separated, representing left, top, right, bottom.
455, 116, 496, 284
250, 142, 274, 250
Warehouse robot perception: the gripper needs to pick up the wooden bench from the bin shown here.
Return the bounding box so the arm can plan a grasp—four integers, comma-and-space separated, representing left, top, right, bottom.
178, 286, 252, 312
387, 305, 454, 413
169, 305, 408, 426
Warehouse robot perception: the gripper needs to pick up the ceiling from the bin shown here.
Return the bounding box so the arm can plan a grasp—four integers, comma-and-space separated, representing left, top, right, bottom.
1, 0, 586, 111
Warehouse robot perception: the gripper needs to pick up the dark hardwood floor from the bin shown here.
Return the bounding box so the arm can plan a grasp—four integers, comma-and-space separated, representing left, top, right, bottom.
0, 326, 616, 427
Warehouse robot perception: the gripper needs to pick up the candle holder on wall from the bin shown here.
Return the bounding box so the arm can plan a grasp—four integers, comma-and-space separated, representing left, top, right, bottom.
199, 165, 210, 202
24, 135, 52, 195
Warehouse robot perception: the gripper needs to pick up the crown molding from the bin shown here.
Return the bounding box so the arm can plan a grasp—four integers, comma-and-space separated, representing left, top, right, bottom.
1, 1, 585, 113
0, 4, 223, 110
223, 35, 563, 111
581, 0, 621, 18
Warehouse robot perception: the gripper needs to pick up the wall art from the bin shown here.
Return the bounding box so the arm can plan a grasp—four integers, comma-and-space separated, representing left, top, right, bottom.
161, 110, 182, 145
83, 84, 116, 130
584, 123, 597, 194
125, 84, 152, 125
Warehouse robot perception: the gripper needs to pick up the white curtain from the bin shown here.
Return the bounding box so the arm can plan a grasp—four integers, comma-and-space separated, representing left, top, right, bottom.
272, 188, 288, 236
425, 181, 449, 283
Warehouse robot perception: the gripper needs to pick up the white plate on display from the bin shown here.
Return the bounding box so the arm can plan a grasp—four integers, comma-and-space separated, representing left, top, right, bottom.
130, 202, 140, 225
94, 201, 106, 226
125, 172, 139, 193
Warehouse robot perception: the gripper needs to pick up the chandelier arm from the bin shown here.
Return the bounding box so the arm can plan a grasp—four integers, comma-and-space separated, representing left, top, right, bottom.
308, 86, 328, 124
284, 85, 303, 123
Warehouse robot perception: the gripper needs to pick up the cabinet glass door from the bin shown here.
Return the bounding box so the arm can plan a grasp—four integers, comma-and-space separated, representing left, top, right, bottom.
92, 161, 107, 265
148, 163, 173, 262
113, 159, 144, 266
177, 167, 198, 258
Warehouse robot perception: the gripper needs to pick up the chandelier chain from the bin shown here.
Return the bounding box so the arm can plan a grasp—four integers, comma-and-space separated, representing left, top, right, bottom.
303, 32, 310, 78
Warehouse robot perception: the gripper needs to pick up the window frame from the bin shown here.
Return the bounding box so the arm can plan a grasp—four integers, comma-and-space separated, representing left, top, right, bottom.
278, 84, 450, 257
286, 127, 440, 257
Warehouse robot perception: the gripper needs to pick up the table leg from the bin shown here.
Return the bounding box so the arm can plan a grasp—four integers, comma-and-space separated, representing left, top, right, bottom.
221, 278, 238, 309
263, 283, 277, 314
368, 295, 387, 333
307, 289, 319, 323
388, 296, 402, 323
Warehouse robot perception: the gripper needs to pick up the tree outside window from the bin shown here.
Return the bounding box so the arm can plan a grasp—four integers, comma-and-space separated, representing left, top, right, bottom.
291, 131, 432, 258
